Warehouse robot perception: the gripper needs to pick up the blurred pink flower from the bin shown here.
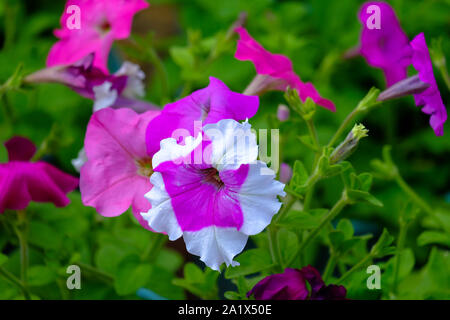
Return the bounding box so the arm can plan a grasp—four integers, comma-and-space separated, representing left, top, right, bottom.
145, 77, 259, 156
279, 163, 293, 184
234, 27, 335, 111
0, 137, 78, 213
80, 107, 160, 229
358, 2, 412, 86
47, 0, 149, 73
410, 33, 447, 136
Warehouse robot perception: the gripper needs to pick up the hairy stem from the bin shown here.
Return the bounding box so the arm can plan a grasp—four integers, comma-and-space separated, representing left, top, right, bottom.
337, 253, 373, 284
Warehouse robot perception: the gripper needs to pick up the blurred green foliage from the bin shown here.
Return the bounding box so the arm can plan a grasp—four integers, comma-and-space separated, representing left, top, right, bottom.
0, 0, 449, 300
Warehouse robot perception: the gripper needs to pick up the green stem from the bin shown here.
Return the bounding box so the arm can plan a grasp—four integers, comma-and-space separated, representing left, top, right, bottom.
337, 253, 373, 284
147, 47, 169, 103
0, 266, 31, 299
323, 254, 338, 282
392, 220, 408, 294
267, 225, 283, 271
13, 211, 30, 299
303, 170, 321, 211
328, 108, 360, 148
77, 262, 114, 284
274, 196, 296, 224
287, 195, 349, 267
142, 233, 167, 262
394, 174, 446, 231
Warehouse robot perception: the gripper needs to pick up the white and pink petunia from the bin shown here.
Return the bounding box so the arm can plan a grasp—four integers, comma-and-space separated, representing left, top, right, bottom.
141, 119, 286, 271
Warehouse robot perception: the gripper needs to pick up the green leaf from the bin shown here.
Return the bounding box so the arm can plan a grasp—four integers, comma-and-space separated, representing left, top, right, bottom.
417, 231, 450, 247
28, 221, 62, 250
371, 229, 395, 258
337, 219, 354, 239
277, 229, 299, 263
27, 265, 57, 287
276, 209, 325, 230
0, 253, 7, 267
347, 190, 383, 207
173, 263, 219, 299
225, 249, 273, 279
155, 249, 183, 274
224, 291, 240, 300
95, 245, 129, 275
114, 255, 153, 296
288, 160, 309, 195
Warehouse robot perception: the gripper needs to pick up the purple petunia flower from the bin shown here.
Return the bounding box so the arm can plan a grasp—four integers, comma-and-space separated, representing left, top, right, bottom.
358, 1, 413, 87
0, 137, 79, 213
410, 33, 447, 136
247, 266, 347, 300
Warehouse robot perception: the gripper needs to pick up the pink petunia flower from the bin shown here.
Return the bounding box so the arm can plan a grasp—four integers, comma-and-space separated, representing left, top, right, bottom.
0, 137, 79, 213
145, 77, 259, 156
47, 0, 149, 73
247, 266, 347, 300
141, 119, 285, 270
357, 2, 413, 86
234, 27, 335, 111
410, 33, 447, 136
80, 107, 160, 229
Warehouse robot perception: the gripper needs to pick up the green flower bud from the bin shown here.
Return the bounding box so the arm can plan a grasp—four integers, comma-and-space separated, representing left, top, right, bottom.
330, 124, 368, 164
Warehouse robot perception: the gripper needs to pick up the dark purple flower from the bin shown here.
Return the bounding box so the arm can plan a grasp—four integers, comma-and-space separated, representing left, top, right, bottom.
410, 33, 447, 136
247, 266, 347, 300
358, 2, 412, 86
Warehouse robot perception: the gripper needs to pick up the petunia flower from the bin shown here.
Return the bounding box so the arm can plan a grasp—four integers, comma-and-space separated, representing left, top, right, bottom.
141, 119, 286, 270
357, 2, 412, 86
47, 0, 149, 73
145, 77, 259, 156
279, 163, 293, 184
247, 266, 347, 300
0, 137, 78, 213
26, 54, 158, 113
410, 33, 447, 136
234, 27, 335, 111
79, 107, 160, 229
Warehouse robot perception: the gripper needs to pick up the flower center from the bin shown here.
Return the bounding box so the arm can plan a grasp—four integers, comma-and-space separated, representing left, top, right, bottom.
136, 158, 153, 177
97, 18, 112, 36
200, 167, 224, 189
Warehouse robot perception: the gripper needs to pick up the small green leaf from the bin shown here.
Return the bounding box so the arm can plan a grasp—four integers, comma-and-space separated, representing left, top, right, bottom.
27, 265, 57, 287
114, 255, 153, 296
337, 219, 354, 239
225, 249, 273, 279
417, 231, 450, 247
0, 253, 8, 267
276, 210, 325, 230
347, 190, 383, 207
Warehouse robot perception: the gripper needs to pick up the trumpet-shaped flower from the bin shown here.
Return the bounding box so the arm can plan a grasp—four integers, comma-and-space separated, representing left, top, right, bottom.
47, 0, 149, 73
234, 27, 335, 111
145, 77, 259, 156
410, 33, 447, 136
141, 119, 285, 270
0, 137, 78, 213
80, 108, 160, 229
248, 266, 347, 300
358, 2, 412, 86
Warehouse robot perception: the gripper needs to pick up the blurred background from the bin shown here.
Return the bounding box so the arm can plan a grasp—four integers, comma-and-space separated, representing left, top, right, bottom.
0, 0, 449, 299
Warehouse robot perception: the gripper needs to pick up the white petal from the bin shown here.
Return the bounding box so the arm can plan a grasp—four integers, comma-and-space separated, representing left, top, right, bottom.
141, 172, 182, 241
71, 148, 87, 173
93, 82, 118, 111
203, 119, 258, 171
152, 134, 202, 169
183, 227, 248, 271
115, 61, 145, 98
238, 161, 286, 235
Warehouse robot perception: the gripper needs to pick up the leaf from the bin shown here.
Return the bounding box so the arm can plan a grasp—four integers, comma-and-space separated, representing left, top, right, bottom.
173, 263, 219, 299
28, 221, 62, 250
417, 231, 450, 247
337, 219, 354, 239
288, 160, 309, 195
347, 190, 383, 207
114, 255, 153, 296
27, 265, 57, 287
277, 229, 298, 263
155, 249, 183, 274
276, 209, 325, 230
225, 249, 273, 279
0, 253, 7, 267
371, 229, 395, 258
95, 245, 129, 275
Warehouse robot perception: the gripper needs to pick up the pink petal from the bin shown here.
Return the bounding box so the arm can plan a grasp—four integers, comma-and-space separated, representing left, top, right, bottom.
145, 77, 259, 156
235, 27, 335, 111
80, 108, 159, 217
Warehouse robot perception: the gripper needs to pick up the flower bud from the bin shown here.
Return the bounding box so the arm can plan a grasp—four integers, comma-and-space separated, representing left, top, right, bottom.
377, 75, 429, 101
277, 104, 290, 122
330, 124, 368, 164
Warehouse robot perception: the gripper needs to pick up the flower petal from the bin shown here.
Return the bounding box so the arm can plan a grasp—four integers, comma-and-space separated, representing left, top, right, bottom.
4, 136, 36, 162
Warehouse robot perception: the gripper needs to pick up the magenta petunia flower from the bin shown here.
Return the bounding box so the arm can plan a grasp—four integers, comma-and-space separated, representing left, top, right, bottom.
80, 107, 160, 229
410, 33, 447, 136
234, 27, 335, 111
47, 0, 149, 73
248, 266, 347, 300
145, 77, 259, 156
0, 137, 79, 213
141, 119, 285, 270
358, 2, 412, 86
